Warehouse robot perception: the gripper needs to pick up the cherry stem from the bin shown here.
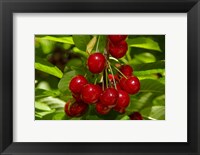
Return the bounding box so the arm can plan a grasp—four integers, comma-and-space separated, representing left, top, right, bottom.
112, 65, 128, 79
95, 35, 100, 52
105, 68, 108, 88
94, 78, 97, 85
107, 61, 117, 89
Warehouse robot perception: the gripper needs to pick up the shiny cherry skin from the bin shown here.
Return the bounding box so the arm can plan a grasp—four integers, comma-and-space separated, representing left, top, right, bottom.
100, 88, 118, 108
120, 65, 133, 77
123, 76, 140, 94
108, 35, 127, 44
115, 90, 130, 108
87, 52, 106, 74
81, 84, 102, 104
129, 112, 143, 120
69, 75, 88, 94
108, 41, 128, 59
95, 102, 110, 115
64, 100, 88, 117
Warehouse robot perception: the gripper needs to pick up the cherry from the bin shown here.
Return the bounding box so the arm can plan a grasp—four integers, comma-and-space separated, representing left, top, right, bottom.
108, 35, 127, 44
123, 76, 140, 94
119, 77, 127, 89
100, 88, 118, 108
113, 106, 126, 114
108, 41, 128, 59
87, 52, 106, 74
72, 93, 82, 102
129, 112, 143, 120
120, 65, 133, 77
115, 90, 130, 108
64, 101, 72, 117
116, 83, 121, 90
64, 100, 88, 117
108, 74, 119, 83
95, 102, 110, 115
69, 75, 88, 94
81, 84, 102, 104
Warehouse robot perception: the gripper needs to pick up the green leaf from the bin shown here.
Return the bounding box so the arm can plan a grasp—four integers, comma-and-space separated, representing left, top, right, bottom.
39, 96, 65, 109
39, 36, 74, 44
140, 79, 165, 93
153, 95, 165, 106
35, 101, 51, 111
72, 47, 88, 58
94, 35, 107, 52
58, 70, 80, 94
86, 36, 97, 54
72, 35, 91, 51
120, 115, 130, 120
37, 39, 55, 54
134, 69, 164, 76
127, 37, 161, 52
52, 112, 66, 120
35, 88, 60, 100
66, 58, 83, 68
35, 109, 56, 117
133, 60, 165, 71
35, 57, 63, 78
126, 92, 154, 112
140, 106, 165, 120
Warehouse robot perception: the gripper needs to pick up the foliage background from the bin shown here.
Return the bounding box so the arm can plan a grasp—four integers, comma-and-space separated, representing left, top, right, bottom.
35, 35, 165, 120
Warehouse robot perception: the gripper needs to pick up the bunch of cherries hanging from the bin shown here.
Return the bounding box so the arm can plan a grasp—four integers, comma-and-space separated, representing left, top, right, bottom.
64, 35, 141, 119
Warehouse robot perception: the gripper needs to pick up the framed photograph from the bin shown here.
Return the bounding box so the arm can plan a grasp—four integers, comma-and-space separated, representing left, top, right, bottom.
0, 0, 199, 154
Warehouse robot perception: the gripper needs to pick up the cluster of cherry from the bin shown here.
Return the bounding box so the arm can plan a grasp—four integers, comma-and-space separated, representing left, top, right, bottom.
64, 35, 143, 120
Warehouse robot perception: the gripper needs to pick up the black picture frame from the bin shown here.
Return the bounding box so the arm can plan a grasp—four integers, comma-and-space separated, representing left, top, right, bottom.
0, 0, 200, 154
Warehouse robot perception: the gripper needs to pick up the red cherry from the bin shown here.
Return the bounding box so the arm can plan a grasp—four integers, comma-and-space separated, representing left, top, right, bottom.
123, 76, 140, 94
95, 102, 110, 115
108, 35, 127, 44
120, 65, 133, 77
81, 84, 102, 104
64, 100, 88, 117
108, 74, 119, 83
72, 93, 82, 102
69, 75, 88, 94
87, 53, 106, 74
119, 77, 127, 89
64, 101, 72, 117
108, 41, 128, 59
115, 90, 130, 108
100, 88, 118, 108
129, 112, 143, 120
113, 106, 126, 114
116, 83, 121, 90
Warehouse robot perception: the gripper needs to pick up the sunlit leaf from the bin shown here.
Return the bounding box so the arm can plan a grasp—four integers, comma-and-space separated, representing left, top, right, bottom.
86, 36, 97, 54
35, 101, 51, 111
127, 37, 161, 52
39, 36, 74, 44
35, 88, 60, 100
35, 57, 63, 78
35, 109, 56, 117
134, 69, 164, 76
140, 106, 165, 120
